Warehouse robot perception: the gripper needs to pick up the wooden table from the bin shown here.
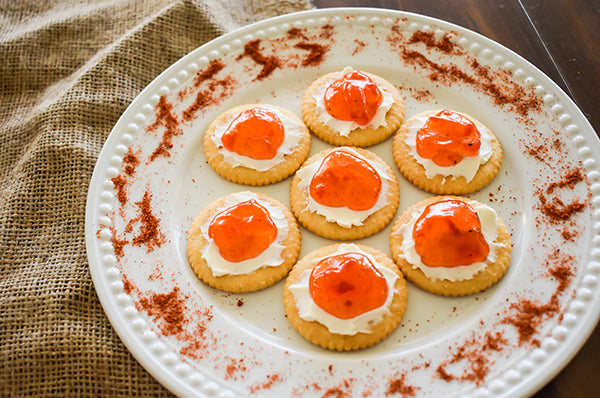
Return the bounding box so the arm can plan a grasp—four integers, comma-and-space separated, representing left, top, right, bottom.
311, 1, 599, 397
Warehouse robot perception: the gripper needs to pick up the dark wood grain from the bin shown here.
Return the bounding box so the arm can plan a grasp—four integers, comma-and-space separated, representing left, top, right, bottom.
520, 0, 600, 135
313, 1, 600, 396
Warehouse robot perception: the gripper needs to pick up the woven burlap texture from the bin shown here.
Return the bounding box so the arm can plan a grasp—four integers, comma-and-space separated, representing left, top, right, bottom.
0, 0, 312, 396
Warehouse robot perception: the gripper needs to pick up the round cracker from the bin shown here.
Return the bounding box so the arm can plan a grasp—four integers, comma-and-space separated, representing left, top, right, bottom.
283, 243, 407, 351
302, 70, 405, 147
204, 104, 311, 186
289, 147, 400, 240
390, 196, 512, 297
187, 192, 301, 293
392, 109, 503, 195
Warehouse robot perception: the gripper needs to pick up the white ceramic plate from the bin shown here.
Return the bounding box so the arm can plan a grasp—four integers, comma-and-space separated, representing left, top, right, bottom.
86, 8, 600, 397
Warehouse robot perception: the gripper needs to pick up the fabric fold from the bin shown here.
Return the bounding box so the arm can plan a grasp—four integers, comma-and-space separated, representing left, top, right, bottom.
0, 0, 312, 396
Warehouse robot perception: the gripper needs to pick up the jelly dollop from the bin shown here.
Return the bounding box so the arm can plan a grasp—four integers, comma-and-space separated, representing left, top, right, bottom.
208, 199, 277, 262
412, 199, 490, 267
415, 110, 481, 167
221, 107, 285, 160
309, 150, 382, 211
309, 252, 388, 319
324, 71, 383, 126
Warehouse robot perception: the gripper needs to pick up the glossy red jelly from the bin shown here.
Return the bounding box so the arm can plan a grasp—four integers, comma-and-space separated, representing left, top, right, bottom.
309, 150, 381, 211
208, 199, 277, 262
324, 71, 383, 126
221, 107, 285, 160
413, 200, 490, 267
309, 252, 388, 319
416, 110, 481, 167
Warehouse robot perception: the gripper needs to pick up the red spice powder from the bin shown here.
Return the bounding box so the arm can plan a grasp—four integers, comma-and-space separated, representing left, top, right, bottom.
436, 365, 453, 382
503, 297, 559, 346
249, 373, 283, 394
547, 249, 575, 294
294, 42, 328, 67
322, 388, 351, 398
352, 39, 367, 56
138, 287, 186, 336
178, 308, 214, 360
122, 147, 140, 176
552, 137, 563, 151
179, 339, 205, 360
436, 352, 489, 385
482, 331, 509, 351
127, 276, 215, 361
503, 249, 575, 345
538, 194, 587, 221
176, 59, 226, 102
122, 275, 134, 295
408, 30, 457, 54
182, 80, 232, 121
522, 134, 565, 164
193, 59, 226, 88
285, 27, 333, 64
388, 28, 542, 117
435, 331, 507, 385
546, 169, 584, 194
180, 59, 237, 121
306, 379, 355, 398
224, 358, 247, 380
109, 226, 128, 259
236, 39, 280, 81
287, 27, 309, 41
524, 143, 549, 162
319, 24, 335, 40
550, 262, 574, 294
221, 25, 334, 84
385, 373, 419, 397
111, 174, 127, 204
404, 87, 434, 102
561, 227, 578, 241
537, 168, 588, 222
147, 95, 182, 161
111, 148, 141, 205
127, 190, 165, 252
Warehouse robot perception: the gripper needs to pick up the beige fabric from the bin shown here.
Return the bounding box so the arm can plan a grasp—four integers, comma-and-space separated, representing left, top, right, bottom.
0, 0, 312, 396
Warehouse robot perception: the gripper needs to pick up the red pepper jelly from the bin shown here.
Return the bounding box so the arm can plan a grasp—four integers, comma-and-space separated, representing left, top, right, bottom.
413, 200, 490, 267
208, 199, 277, 262
416, 110, 481, 167
324, 71, 383, 126
309, 150, 382, 211
309, 252, 388, 319
221, 107, 285, 160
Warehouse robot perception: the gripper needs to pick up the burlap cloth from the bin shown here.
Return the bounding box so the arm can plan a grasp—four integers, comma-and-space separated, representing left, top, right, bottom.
0, 1, 313, 395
